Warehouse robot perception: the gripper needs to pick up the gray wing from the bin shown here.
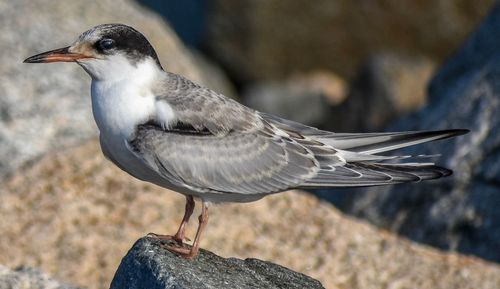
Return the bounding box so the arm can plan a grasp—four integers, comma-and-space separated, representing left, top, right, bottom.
130, 73, 311, 194
126, 73, 464, 195
127, 73, 345, 194
128, 121, 453, 194
128, 122, 326, 194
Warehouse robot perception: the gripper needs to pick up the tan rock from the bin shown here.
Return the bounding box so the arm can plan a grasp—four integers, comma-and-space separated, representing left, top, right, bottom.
1, 140, 499, 289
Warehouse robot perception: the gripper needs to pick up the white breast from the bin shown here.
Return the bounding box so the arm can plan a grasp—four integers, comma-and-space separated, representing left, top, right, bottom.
92, 80, 154, 138
89, 56, 175, 139
87, 55, 176, 185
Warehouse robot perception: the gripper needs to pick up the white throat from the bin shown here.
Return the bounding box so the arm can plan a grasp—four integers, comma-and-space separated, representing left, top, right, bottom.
86, 55, 175, 139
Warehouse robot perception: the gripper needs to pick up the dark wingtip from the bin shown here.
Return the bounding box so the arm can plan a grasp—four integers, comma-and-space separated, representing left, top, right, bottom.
430, 165, 454, 179
450, 129, 470, 136
432, 129, 470, 141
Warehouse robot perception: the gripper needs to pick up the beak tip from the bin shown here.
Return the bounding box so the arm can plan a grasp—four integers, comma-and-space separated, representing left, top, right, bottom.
23, 55, 43, 64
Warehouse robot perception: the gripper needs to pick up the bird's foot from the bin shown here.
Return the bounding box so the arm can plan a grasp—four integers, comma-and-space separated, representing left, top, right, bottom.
162, 243, 198, 259
147, 233, 198, 259
147, 232, 188, 246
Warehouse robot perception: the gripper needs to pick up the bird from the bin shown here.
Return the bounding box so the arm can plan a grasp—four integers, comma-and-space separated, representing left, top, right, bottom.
24, 23, 468, 259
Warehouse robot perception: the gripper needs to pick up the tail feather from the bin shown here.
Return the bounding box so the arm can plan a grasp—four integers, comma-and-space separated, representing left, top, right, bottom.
319, 129, 469, 154
301, 163, 452, 188
262, 111, 467, 155
260, 112, 467, 188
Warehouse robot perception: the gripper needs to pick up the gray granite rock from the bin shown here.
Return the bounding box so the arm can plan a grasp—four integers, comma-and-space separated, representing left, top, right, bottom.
0, 265, 77, 289
110, 237, 325, 289
0, 0, 232, 178
328, 3, 500, 263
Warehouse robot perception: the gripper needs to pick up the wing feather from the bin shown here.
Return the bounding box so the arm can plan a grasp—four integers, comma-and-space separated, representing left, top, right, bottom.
121, 73, 466, 197
129, 123, 320, 195
260, 112, 468, 154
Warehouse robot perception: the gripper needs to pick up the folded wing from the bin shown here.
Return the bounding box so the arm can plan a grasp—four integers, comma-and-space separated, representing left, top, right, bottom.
127, 75, 467, 196
128, 122, 325, 195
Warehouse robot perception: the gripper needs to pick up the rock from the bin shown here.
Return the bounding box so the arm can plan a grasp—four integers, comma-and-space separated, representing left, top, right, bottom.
243, 71, 346, 127
331, 52, 435, 132
0, 265, 77, 289
2, 140, 500, 289
189, 49, 237, 99
0, 0, 232, 178
110, 237, 324, 289
243, 53, 433, 133
331, 3, 500, 262
205, 0, 494, 83
136, 0, 207, 47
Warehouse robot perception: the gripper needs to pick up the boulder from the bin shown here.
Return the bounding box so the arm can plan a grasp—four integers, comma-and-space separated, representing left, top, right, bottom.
2, 140, 500, 289
110, 237, 324, 289
205, 0, 494, 83
331, 52, 435, 132
331, 2, 500, 262
243, 71, 347, 128
0, 0, 232, 178
0, 265, 77, 289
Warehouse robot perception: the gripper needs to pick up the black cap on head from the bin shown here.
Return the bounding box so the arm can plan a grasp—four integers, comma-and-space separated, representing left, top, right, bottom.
86, 24, 163, 69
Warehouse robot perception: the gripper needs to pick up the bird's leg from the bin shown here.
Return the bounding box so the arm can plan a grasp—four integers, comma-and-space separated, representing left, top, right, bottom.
165, 200, 209, 259
172, 195, 195, 243
148, 196, 195, 245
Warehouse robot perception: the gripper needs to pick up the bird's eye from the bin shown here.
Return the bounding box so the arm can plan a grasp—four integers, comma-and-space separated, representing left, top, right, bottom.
99, 38, 115, 50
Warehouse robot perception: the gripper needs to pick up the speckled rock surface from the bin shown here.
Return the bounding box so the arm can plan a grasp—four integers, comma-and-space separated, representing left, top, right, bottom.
2, 140, 500, 289
0, 265, 77, 289
331, 2, 500, 263
0, 0, 232, 178
110, 238, 324, 289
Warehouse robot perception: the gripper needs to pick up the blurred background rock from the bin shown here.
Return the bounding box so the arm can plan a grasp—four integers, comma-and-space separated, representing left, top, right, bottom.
0, 0, 234, 180
1, 0, 500, 288
140, 0, 492, 132
322, 2, 500, 263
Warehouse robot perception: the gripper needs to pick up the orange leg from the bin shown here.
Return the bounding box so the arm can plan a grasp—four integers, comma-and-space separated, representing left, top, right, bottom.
165, 200, 209, 259
148, 195, 195, 245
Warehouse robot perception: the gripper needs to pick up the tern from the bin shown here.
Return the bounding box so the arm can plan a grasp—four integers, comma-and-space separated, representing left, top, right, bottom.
24, 24, 468, 259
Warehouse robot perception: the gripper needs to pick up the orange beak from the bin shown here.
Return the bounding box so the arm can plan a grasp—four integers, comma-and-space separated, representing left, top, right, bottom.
23, 46, 92, 63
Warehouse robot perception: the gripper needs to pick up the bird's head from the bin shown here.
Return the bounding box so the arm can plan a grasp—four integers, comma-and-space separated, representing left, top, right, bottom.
24, 24, 163, 81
